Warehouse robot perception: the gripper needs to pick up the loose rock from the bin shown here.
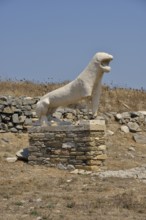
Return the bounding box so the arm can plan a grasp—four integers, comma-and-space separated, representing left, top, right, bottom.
121, 125, 129, 133
127, 122, 141, 132
16, 148, 29, 161
133, 134, 146, 144
6, 157, 17, 163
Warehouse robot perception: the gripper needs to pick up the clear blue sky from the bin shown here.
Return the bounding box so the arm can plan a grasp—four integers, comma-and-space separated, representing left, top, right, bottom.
0, 0, 146, 89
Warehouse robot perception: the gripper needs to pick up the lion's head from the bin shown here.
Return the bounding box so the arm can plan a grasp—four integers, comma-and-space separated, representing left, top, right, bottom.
94, 52, 113, 72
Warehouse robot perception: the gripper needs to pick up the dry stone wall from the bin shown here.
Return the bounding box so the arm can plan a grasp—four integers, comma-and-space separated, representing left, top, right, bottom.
0, 96, 39, 132
28, 120, 106, 171
1, 95, 146, 134
0, 95, 103, 133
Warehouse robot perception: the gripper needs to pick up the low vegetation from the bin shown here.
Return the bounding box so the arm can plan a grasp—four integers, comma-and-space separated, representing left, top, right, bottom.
0, 79, 146, 112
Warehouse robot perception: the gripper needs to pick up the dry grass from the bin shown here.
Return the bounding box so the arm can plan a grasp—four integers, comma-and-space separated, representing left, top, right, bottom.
0, 80, 146, 112
100, 85, 146, 112
0, 80, 68, 97
1, 80, 146, 219
1, 159, 146, 220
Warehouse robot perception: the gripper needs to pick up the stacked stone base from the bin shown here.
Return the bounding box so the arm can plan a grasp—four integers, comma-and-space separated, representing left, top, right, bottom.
28, 120, 106, 171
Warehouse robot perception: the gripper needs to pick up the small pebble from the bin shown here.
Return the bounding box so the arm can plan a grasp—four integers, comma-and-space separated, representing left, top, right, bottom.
6, 157, 17, 163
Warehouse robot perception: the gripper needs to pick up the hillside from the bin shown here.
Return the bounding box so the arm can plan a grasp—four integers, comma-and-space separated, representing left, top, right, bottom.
1, 80, 146, 220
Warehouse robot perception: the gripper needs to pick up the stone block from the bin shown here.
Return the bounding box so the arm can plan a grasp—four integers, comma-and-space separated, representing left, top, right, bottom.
28, 120, 106, 171
87, 160, 102, 166
12, 114, 19, 123
76, 155, 87, 160
61, 150, 70, 156
93, 154, 107, 160
19, 115, 26, 123
97, 145, 107, 151
16, 125, 23, 130
88, 166, 101, 172
45, 133, 55, 139
24, 118, 32, 125
72, 151, 85, 156
10, 127, 17, 133
62, 142, 75, 149
3, 106, 15, 114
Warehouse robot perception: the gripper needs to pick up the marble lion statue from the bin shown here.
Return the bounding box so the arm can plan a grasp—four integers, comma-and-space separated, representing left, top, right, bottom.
36, 52, 113, 125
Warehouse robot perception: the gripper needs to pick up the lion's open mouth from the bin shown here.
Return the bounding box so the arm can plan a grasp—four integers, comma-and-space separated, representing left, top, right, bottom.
100, 57, 113, 72
101, 58, 111, 67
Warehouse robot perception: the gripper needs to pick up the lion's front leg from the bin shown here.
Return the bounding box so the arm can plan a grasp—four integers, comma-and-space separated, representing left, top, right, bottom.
91, 81, 102, 119
40, 109, 57, 126
36, 98, 50, 126
40, 115, 50, 126
91, 96, 100, 119
85, 97, 92, 119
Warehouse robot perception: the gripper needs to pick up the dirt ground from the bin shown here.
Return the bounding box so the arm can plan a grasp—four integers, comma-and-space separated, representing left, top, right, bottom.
1, 121, 146, 220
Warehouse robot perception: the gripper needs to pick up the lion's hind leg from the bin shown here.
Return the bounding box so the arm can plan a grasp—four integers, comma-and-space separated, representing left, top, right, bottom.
36, 98, 50, 126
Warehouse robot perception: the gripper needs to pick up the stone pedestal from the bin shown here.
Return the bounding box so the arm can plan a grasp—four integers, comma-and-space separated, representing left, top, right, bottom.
28, 120, 106, 171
